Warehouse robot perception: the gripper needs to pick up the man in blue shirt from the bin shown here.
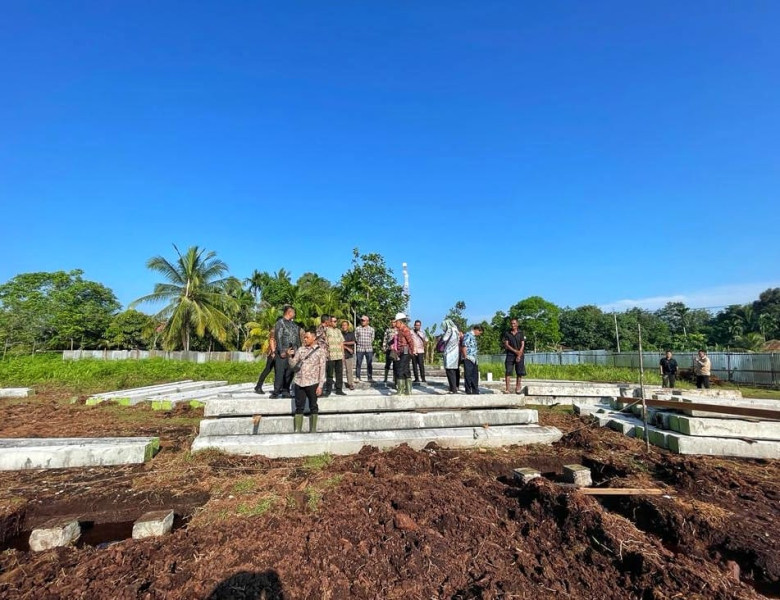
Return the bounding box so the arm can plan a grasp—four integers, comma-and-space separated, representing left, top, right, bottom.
461, 325, 483, 394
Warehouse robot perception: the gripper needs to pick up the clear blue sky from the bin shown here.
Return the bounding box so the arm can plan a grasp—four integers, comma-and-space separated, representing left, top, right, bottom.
2, 1, 778, 326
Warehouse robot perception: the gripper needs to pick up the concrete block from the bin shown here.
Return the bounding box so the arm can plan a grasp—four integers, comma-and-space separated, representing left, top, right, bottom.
0, 388, 34, 398
29, 518, 80, 551
668, 415, 780, 441
666, 433, 780, 459
573, 402, 613, 416
199, 409, 538, 436
132, 510, 174, 539
526, 385, 626, 398
562, 464, 592, 487
513, 467, 541, 484
0, 437, 160, 470
191, 425, 563, 458
634, 424, 671, 449
607, 417, 640, 437
204, 393, 526, 418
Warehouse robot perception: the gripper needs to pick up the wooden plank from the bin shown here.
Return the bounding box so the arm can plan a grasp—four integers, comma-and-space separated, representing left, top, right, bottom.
617, 397, 780, 421
557, 484, 666, 496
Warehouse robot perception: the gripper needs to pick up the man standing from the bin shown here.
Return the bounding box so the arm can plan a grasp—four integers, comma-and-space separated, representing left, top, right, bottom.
382, 320, 397, 384
694, 349, 712, 389
461, 325, 483, 394
659, 350, 678, 389
325, 316, 346, 396
341, 320, 356, 390
502, 318, 526, 394
270, 305, 302, 399
410, 320, 427, 384
355, 315, 375, 382
392, 313, 415, 395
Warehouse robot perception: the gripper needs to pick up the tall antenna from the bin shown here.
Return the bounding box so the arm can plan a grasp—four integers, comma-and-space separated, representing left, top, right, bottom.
402, 262, 410, 315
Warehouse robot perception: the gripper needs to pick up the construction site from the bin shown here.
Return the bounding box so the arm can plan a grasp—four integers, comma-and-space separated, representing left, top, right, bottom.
0, 376, 778, 599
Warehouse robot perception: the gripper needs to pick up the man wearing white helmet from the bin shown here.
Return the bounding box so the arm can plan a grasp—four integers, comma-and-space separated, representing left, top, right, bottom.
392, 312, 415, 395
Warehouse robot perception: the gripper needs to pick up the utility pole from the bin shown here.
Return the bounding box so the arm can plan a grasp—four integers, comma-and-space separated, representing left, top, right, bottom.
402, 262, 410, 316
638, 323, 649, 452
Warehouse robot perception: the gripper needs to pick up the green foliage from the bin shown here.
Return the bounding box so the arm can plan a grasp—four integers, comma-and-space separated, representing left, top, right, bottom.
508, 296, 561, 351
131, 245, 236, 351
0, 355, 263, 394
445, 301, 468, 333
236, 495, 277, 517
338, 249, 406, 349
0, 270, 120, 351
302, 453, 333, 471
104, 310, 157, 349
559, 305, 614, 350
477, 362, 663, 385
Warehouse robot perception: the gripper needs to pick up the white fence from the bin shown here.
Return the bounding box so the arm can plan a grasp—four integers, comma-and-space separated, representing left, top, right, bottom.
62, 350, 259, 363
478, 350, 780, 387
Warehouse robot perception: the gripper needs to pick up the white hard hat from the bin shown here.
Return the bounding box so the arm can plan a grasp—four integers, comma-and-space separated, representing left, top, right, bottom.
394, 312, 407, 321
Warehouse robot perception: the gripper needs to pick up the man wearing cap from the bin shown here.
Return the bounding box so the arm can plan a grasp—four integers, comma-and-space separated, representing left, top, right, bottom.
355, 315, 375, 382
392, 313, 416, 395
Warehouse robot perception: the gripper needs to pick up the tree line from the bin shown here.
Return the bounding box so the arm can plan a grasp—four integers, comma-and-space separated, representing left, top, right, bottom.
1, 245, 778, 355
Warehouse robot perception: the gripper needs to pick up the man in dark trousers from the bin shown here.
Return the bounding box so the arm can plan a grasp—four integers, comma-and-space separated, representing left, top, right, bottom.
269, 305, 302, 399
411, 319, 427, 384
659, 350, 678, 388
502, 318, 526, 394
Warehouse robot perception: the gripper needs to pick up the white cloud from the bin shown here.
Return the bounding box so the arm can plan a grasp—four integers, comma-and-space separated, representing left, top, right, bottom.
599, 281, 780, 313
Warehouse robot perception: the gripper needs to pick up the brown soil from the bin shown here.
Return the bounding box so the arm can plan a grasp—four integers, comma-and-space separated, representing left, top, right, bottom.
0, 395, 778, 599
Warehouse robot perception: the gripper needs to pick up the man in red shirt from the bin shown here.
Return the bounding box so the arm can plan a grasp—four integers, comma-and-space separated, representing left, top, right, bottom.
392, 312, 416, 395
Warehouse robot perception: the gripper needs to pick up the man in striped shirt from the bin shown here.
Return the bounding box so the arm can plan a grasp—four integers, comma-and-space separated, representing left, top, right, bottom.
355, 315, 376, 382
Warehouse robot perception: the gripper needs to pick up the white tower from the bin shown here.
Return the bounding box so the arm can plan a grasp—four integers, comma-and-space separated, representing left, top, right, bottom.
402, 262, 410, 316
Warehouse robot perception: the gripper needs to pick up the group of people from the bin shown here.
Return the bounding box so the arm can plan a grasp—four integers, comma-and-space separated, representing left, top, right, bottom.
659, 349, 712, 389
252, 307, 531, 433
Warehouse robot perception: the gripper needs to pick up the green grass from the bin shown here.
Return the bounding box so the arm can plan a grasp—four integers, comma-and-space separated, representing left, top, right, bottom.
302, 453, 333, 471
478, 362, 664, 385
231, 477, 257, 495
0, 354, 262, 394
236, 495, 277, 517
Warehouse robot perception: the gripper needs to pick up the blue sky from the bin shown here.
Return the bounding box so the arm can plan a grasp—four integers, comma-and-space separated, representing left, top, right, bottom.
2, 1, 778, 326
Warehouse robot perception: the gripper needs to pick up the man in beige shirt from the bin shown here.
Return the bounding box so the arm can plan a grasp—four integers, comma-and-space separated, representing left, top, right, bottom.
693, 349, 712, 389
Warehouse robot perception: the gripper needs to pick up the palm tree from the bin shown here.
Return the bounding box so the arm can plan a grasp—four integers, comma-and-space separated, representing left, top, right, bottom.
243, 305, 281, 353
131, 245, 236, 351
245, 269, 267, 304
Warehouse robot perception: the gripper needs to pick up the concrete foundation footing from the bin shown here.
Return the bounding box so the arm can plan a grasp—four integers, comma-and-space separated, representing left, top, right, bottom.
132, 510, 175, 539
563, 464, 592, 487
29, 518, 81, 551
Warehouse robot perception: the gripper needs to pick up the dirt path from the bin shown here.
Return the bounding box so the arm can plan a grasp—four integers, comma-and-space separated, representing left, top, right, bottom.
0, 395, 778, 599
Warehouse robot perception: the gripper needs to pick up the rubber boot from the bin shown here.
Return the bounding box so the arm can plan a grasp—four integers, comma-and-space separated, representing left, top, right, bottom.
293, 414, 303, 433
404, 377, 412, 395
309, 414, 318, 433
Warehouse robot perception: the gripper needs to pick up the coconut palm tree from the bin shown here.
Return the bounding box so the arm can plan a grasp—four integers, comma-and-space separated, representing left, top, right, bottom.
245, 269, 267, 304
131, 245, 236, 351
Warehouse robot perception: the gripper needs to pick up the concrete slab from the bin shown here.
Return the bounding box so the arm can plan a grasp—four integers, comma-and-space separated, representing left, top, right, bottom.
563, 464, 592, 487
87, 381, 227, 405
607, 416, 641, 436
671, 388, 743, 399
523, 395, 612, 406
667, 414, 780, 441
0, 388, 34, 398
666, 432, 780, 459
513, 467, 541, 484
132, 510, 174, 539
654, 394, 775, 408
573, 402, 613, 416
634, 424, 671, 449
191, 425, 563, 458
90, 380, 194, 399
0, 437, 160, 470
525, 385, 630, 397
204, 393, 527, 418
29, 518, 81, 551
199, 409, 539, 436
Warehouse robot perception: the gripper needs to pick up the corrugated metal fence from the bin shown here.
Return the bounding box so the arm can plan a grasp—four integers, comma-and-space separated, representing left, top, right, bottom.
478, 351, 780, 387
62, 350, 259, 363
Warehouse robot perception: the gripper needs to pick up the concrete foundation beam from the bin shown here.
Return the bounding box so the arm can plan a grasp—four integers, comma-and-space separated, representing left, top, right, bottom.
667, 414, 780, 441
666, 433, 780, 459
563, 464, 592, 487
0, 388, 34, 398
204, 394, 527, 418
607, 416, 641, 436
0, 437, 160, 470
634, 424, 671, 449
29, 518, 80, 551
191, 425, 563, 458
199, 409, 538, 436
671, 388, 743, 399
87, 381, 227, 405
132, 510, 175, 539
525, 385, 630, 397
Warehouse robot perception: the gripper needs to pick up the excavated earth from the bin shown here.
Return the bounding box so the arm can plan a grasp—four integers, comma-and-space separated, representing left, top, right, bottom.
0, 393, 778, 599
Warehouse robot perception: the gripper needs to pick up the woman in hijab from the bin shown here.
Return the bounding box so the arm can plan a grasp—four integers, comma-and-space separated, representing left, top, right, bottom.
441, 318, 461, 393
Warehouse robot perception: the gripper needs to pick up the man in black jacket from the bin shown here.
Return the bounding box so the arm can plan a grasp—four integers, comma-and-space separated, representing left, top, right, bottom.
659, 350, 678, 389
